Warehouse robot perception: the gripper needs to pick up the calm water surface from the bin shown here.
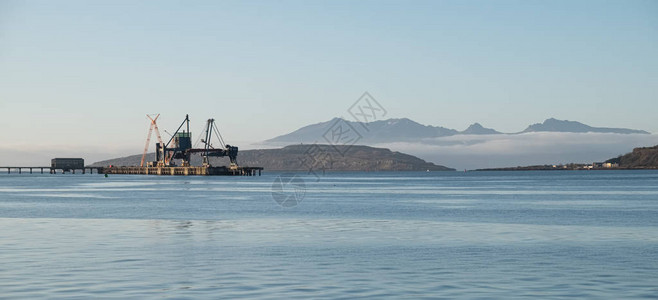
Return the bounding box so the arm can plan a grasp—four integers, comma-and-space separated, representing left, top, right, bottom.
1, 171, 657, 299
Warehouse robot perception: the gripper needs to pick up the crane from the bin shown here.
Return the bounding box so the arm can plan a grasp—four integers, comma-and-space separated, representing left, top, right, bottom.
140, 114, 165, 167
196, 118, 238, 169
154, 115, 238, 168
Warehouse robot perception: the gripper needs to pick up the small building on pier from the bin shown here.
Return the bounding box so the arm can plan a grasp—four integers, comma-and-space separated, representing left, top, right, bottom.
51, 158, 84, 172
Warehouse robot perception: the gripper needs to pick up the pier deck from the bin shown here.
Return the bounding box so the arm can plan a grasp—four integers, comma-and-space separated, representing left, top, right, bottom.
100, 166, 263, 176
1, 167, 101, 174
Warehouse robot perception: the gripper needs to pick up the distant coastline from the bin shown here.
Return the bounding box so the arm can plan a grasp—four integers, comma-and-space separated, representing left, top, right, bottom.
476, 144, 658, 171
476, 165, 658, 171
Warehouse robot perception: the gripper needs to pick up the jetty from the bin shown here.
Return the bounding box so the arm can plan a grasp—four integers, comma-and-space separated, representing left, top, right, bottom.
1, 166, 101, 174
2, 158, 101, 174
100, 165, 262, 176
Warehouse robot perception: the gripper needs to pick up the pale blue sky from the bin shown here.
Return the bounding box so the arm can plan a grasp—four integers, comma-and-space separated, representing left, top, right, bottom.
1, 0, 656, 160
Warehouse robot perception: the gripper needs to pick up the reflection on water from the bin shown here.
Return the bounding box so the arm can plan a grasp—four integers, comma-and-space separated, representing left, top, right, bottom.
1, 217, 657, 298
0, 171, 657, 298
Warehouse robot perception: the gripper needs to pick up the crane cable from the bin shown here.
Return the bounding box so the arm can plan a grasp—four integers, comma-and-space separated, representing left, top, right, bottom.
212, 123, 227, 148
193, 123, 206, 148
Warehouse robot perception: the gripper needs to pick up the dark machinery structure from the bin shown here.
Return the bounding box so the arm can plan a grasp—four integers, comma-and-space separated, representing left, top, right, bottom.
103, 114, 261, 176
153, 114, 239, 169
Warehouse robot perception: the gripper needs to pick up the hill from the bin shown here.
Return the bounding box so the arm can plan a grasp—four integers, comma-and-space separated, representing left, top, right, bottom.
90, 144, 455, 171
606, 145, 658, 169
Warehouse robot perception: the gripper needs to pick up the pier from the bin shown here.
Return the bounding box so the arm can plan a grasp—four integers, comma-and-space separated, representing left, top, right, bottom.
100, 166, 263, 176
1, 166, 262, 176
1, 166, 102, 174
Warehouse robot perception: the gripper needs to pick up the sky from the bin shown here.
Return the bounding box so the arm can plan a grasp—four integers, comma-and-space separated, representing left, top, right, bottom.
1, 0, 657, 165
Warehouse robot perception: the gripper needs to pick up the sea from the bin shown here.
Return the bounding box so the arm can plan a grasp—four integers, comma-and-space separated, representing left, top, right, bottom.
0, 170, 657, 299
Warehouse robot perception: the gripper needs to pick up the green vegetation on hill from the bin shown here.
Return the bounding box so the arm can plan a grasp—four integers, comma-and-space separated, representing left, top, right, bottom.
606, 145, 658, 169
90, 144, 455, 171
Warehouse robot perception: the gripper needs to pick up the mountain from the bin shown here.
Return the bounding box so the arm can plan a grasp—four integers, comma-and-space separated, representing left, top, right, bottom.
267, 117, 649, 145
266, 118, 457, 144
522, 118, 649, 134
461, 123, 501, 135
606, 145, 658, 169
90, 144, 455, 171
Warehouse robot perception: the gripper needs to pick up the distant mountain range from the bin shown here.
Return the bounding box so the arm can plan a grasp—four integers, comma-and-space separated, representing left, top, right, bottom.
266, 117, 649, 144
522, 118, 649, 134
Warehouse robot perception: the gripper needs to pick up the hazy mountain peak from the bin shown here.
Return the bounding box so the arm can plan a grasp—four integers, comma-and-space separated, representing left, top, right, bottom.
522, 118, 649, 134
461, 123, 501, 135
267, 117, 457, 144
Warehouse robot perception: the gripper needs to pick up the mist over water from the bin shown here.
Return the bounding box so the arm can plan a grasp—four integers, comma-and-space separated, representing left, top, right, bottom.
376, 132, 658, 170
1, 171, 657, 298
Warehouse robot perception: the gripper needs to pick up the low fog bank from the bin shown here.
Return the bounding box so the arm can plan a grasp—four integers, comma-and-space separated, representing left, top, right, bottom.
375, 133, 658, 170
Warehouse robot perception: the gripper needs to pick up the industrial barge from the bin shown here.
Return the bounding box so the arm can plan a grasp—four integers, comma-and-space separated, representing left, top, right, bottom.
101, 114, 263, 176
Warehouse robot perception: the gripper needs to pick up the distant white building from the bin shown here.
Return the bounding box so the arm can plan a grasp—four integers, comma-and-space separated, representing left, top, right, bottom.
592, 162, 618, 169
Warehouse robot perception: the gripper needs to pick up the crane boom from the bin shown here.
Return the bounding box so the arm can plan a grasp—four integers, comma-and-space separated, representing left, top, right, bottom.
140, 114, 162, 167
140, 127, 153, 167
